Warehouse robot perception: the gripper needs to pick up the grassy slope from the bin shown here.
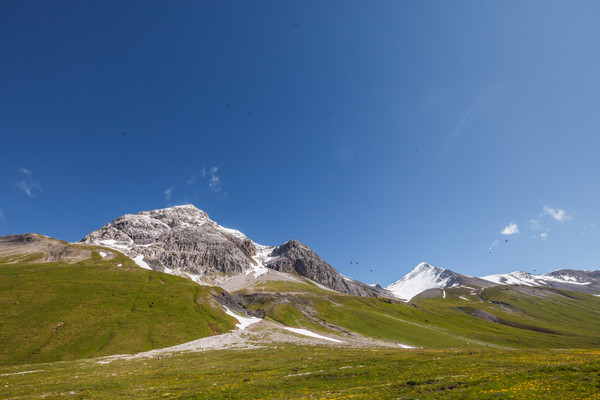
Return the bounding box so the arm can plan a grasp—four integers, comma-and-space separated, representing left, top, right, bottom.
238, 279, 600, 349
2, 346, 600, 399
0, 248, 236, 366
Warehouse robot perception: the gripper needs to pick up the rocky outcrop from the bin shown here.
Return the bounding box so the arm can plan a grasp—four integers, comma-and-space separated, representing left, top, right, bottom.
266, 239, 388, 297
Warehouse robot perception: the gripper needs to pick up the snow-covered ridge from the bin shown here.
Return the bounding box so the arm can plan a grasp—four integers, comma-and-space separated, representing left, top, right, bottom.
386, 261, 600, 302
481, 271, 592, 286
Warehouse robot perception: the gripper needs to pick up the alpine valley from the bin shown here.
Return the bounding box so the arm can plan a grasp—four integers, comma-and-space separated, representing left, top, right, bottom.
2, 205, 600, 399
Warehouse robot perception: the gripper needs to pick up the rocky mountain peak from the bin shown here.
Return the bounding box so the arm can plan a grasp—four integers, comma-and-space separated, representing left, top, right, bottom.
80, 205, 387, 297
266, 239, 385, 297
137, 205, 212, 227
80, 205, 255, 277
270, 239, 306, 256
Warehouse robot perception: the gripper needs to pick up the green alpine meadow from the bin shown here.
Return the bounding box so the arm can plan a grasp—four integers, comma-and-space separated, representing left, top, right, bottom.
2, 231, 600, 399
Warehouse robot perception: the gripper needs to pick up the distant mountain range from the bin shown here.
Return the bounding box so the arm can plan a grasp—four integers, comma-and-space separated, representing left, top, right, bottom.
4, 204, 596, 303
79, 204, 600, 301
386, 263, 600, 301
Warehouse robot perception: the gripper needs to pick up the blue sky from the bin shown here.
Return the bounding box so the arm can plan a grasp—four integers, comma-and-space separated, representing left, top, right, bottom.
2, 1, 600, 284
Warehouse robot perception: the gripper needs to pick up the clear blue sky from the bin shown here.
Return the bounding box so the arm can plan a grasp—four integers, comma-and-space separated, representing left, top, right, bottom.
2, 1, 600, 285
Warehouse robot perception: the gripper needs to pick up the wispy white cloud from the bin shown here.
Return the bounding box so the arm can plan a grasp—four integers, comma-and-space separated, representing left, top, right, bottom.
529, 219, 542, 231
165, 187, 173, 201
488, 240, 499, 253
501, 223, 519, 235
542, 205, 571, 222
582, 222, 596, 236
16, 168, 42, 197
0, 208, 4, 221
201, 166, 222, 193
529, 219, 550, 240
186, 172, 198, 186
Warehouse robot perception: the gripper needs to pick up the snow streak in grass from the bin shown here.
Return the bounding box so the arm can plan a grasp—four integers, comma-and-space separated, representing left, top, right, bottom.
132, 255, 152, 270
283, 327, 344, 343
223, 307, 261, 330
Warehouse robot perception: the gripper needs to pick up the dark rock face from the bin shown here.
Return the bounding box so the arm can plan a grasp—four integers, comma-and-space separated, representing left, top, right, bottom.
267, 239, 341, 283
266, 239, 387, 297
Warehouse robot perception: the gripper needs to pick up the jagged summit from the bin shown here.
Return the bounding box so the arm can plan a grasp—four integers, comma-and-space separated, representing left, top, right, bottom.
267, 239, 381, 296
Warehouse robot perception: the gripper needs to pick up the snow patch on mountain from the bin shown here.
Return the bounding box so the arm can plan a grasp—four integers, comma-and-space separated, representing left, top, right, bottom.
247, 244, 279, 278
132, 255, 152, 270
216, 225, 248, 241
97, 238, 132, 250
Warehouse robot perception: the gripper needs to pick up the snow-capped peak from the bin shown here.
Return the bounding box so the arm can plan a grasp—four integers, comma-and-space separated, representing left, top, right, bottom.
413, 262, 442, 273
386, 262, 455, 302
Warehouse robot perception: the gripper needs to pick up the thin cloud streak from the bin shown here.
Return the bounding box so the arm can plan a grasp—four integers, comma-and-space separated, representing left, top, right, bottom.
443, 102, 476, 153
16, 168, 42, 197
201, 166, 222, 193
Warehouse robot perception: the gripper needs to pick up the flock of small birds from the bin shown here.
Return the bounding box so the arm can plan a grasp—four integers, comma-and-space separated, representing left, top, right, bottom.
350, 261, 374, 273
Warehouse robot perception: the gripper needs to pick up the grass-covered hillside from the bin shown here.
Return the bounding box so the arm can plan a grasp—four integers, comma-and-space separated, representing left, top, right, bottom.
0, 236, 236, 366
3, 232, 600, 371
237, 277, 600, 349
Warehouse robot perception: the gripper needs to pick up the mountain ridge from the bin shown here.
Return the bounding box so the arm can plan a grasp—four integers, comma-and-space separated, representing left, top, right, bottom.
80, 204, 387, 297
387, 262, 600, 301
